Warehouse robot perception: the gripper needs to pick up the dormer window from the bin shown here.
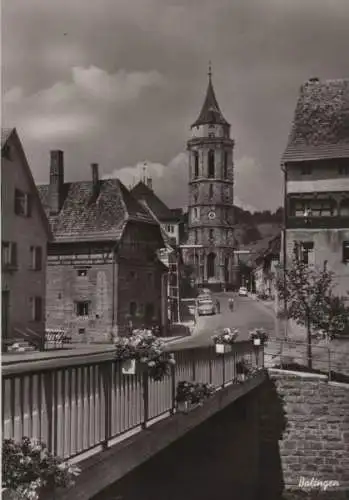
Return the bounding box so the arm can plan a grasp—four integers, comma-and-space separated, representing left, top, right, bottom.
208, 150, 215, 178
301, 163, 312, 176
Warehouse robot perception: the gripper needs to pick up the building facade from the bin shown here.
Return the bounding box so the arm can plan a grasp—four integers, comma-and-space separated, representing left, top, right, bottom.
130, 179, 183, 246
1, 128, 51, 348
282, 77, 349, 296
131, 179, 184, 323
184, 69, 238, 290
38, 152, 167, 342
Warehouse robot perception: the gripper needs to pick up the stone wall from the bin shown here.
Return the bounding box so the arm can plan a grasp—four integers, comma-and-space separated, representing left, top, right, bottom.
266, 370, 349, 491
46, 251, 115, 343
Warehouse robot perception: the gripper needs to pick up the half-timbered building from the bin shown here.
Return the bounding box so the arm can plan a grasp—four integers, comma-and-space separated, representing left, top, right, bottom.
38, 152, 167, 342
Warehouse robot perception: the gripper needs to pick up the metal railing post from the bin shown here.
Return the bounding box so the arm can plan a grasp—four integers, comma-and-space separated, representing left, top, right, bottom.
142, 371, 149, 429
170, 364, 176, 414
102, 361, 112, 450
328, 348, 331, 382
222, 353, 226, 388
43, 370, 53, 453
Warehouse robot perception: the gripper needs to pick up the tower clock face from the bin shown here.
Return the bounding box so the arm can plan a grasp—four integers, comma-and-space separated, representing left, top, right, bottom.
208, 211, 216, 220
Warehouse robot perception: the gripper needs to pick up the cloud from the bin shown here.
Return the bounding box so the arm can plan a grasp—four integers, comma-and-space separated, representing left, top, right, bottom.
3, 66, 166, 142
72, 66, 165, 102
103, 152, 259, 212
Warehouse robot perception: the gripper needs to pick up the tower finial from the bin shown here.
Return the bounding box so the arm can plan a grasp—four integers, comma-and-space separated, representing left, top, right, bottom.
208, 60, 212, 80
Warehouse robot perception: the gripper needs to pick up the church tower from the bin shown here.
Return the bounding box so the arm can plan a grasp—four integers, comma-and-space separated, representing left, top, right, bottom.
185, 65, 238, 290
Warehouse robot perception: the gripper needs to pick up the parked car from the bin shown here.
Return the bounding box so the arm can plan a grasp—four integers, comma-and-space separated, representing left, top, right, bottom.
197, 293, 211, 301
238, 287, 248, 297
197, 298, 216, 316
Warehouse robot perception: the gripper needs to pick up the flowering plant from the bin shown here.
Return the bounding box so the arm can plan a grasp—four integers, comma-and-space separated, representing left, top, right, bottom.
236, 358, 259, 380
176, 381, 216, 405
2, 437, 80, 500
212, 328, 239, 345
114, 329, 175, 381
249, 328, 269, 344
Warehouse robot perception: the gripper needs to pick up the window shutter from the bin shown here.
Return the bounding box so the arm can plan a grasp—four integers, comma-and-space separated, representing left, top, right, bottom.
11, 243, 17, 266
26, 194, 32, 217
35, 246, 42, 270
34, 297, 42, 321
14, 190, 20, 215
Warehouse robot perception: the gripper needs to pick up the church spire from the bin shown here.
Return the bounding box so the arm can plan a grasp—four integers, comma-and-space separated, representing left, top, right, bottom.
191, 63, 229, 128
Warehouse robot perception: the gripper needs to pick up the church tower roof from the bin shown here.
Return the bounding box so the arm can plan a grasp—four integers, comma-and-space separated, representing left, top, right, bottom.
191, 64, 229, 128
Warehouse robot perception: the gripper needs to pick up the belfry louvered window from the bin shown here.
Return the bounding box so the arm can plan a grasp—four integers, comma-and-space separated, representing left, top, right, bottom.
193, 151, 199, 178
208, 150, 215, 178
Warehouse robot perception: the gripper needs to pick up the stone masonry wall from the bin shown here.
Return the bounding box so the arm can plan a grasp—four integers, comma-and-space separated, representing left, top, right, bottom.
268, 370, 349, 491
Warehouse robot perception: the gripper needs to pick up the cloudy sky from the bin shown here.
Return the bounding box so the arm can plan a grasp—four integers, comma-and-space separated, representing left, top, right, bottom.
2, 0, 349, 211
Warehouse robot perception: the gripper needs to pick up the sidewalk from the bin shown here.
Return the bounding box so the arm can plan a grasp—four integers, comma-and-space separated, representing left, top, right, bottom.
2, 333, 188, 365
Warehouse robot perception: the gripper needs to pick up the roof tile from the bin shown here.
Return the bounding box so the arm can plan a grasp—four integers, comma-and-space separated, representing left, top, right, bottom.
37, 178, 156, 242
283, 78, 349, 162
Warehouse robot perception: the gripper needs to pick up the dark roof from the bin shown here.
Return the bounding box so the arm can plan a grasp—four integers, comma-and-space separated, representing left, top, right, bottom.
2, 127, 52, 239
192, 75, 229, 128
37, 179, 157, 243
130, 181, 179, 221
283, 78, 349, 162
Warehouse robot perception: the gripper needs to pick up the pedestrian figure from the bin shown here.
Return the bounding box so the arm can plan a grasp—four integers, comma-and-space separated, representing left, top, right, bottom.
216, 299, 220, 314
228, 297, 234, 312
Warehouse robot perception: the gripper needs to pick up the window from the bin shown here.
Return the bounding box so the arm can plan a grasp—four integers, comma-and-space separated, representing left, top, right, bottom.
77, 268, 87, 277
14, 189, 32, 217
343, 242, 349, 263
296, 241, 314, 265
193, 151, 199, 178
76, 301, 89, 317
2, 241, 17, 268
193, 192, 198, 204
194, 229, 198, 245
209, 229, 214, 241
30, 246, 42, 270
338, 165, 349, 176
192, 207, 200, 221
129, 301, 137, 317
309, 200, 334, 217
208, 150, 215, 178
301, 163, 312, 176
208, 133, 215, 138
166, 225, 174, 233
32, 296, 43, 322
223, 151, 228, 179
209, 184, 213, 199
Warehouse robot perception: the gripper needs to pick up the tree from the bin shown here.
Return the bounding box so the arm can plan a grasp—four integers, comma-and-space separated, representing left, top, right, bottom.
313, 294, 349, 340
276, 255, 347, 368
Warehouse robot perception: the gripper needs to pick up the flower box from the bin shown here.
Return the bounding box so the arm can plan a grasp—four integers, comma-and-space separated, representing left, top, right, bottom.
253, 338, 261, 346
215, 343, 232, 354
122, 358, 137, 375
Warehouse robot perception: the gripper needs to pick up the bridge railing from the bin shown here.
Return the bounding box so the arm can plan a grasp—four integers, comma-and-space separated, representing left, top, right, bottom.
2, 341, 263, 461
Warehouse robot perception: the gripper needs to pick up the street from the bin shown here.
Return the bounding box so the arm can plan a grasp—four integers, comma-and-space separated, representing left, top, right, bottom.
170, 293, 278, 349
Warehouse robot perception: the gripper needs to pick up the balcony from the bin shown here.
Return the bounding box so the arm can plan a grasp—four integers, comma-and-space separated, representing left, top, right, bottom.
286, 216, 349, 229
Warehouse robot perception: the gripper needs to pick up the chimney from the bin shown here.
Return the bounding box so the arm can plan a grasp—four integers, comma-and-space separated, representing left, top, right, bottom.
146, 176, 153, 190
49, 150, 64, 214
91, 163, 100, 196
